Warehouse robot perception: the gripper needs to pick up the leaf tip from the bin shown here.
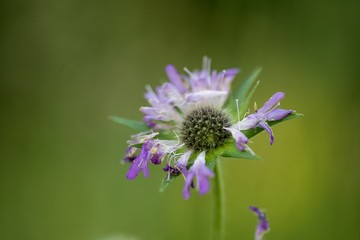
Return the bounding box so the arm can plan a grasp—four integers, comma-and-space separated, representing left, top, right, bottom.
254, 66, 263, 73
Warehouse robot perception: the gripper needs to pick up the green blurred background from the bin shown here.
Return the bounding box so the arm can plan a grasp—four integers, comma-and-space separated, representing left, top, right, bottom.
1, 0, 359, 239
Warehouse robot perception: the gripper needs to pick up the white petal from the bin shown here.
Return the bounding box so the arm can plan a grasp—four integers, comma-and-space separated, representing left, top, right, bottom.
185, 90, 228, 108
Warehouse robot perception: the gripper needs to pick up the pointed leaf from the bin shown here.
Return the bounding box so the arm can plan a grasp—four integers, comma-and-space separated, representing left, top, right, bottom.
221, 148, 260, 160
207, 140, 260, 161
236, 67, 262, 100
239, 80, 260, 118
205, 154, 218, 170
109, 116, 149, 131
220, 141, 260, 160
226, 68, 262, 119
159, 174, 179, 192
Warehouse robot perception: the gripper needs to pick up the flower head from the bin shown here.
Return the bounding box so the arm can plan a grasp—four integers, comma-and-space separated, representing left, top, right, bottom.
116, 57, 298, 199
249, 206, 270, 240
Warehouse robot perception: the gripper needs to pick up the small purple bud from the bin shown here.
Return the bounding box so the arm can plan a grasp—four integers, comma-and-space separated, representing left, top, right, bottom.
249, 206, 270, 240
163, 164, 181, 176
123, 147, 137, 163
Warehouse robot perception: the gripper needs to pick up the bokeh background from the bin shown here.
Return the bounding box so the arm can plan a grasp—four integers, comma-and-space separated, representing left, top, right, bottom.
1, 0, 360, 239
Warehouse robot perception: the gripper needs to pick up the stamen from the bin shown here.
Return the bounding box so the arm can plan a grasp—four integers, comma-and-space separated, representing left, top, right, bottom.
254, 102, 258, 111
243, 108, 250, 119
220, 70, 226, 85
165, 144, 184, 161
137, 158, 144, 168
244, 144, 255, 156
172, 130, 180, 145
181, 173, 187, 180
167, 152, 182, 165
236, 99, 240, 121
145, 85, 153, 93
183, 67, 193, 77
205, 58, 211, 86
160, 136, 184, 163
236, 99, 241, 130
268, 102, 281, 113
150, 146, 158, 155
203, 56, 211, 73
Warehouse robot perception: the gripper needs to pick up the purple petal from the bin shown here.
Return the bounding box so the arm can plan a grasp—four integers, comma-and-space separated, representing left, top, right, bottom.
192, 152, 214, 195
143, 116, 156, 128
225, 127, 249, 150
126, 143, 150, 180
165, 64, 188, 93
257, 221, 270, 240
157, 82, 184, 104
258, 122, 274, 145
126, 156, 142, 180
140, 107, 167, 121
249, 206, 270, 240
176, 150, 193, 176
258, 92, 285, 113
126, 155, 149, 180
187, 74, 209, 91
198, 166, 213, 195
181, 151, 214, 199
178, 151, 194, 199
198, 178, 210, 195
236, 114, 260, 130
195, 151, 214, 195
148, 142, 166, 165
265, 109, 293, 121
162, 164, 171, 172
140, 107, 160, 118
140, 106, 182, 123
210, 68, 239, 91
182, 172, 194, 200
224, 68, 240, 78
150, 151, 163, 165
249, 206, 261, 216
141, 160, 150, 177
144, 86, 159, 105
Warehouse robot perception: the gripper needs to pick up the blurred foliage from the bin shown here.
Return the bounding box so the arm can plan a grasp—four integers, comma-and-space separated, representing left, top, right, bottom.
1, 0, 360, 239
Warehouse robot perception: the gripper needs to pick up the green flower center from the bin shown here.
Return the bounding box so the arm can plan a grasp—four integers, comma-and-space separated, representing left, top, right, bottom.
181, 106, 231, 152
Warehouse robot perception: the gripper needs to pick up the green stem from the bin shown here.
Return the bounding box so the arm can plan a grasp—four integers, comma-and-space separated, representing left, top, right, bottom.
212, 158, 226, 240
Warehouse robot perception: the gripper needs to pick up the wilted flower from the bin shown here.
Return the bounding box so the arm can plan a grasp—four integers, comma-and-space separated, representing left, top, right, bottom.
249, 206, 270, 240
114, 57, 298, 199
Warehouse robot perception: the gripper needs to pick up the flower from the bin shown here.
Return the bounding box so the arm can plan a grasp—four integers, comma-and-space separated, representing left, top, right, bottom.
174, 150, 193, 175
126, 133, 180, 180
119, 57, 297, 199
237, 92, 293, 145
249, 206, 270, 240
182, 151, 214, 200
